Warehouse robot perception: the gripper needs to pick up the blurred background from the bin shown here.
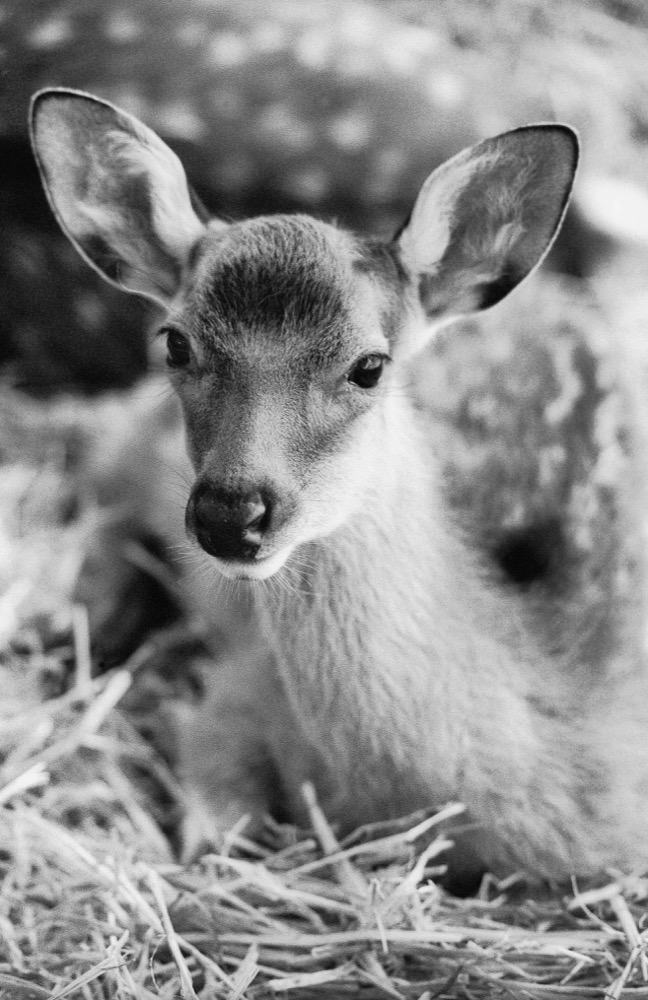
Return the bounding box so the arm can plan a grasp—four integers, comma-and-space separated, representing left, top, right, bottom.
2, 0, 648, 662
2, 0, 648, 391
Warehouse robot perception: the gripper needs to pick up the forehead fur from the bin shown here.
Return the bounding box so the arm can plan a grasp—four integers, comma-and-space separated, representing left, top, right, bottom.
192, 216, 357, 339
184, 215, 401, 359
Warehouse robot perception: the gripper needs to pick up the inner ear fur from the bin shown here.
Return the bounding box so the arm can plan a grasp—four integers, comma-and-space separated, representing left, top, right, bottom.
395, 124, 579, 320
30, 88, 208, 303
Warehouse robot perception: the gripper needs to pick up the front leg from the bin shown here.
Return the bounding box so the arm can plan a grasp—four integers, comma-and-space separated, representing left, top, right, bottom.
160, 641, 290, 860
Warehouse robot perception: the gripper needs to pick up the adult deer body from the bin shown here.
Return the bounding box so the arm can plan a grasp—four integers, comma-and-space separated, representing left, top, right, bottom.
30, 89, 648, 880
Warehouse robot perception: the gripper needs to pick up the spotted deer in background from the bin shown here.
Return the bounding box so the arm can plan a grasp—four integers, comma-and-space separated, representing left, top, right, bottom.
29, 88, 648, 881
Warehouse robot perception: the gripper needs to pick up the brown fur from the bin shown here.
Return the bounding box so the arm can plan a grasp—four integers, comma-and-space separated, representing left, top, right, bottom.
29, 89, 648, 879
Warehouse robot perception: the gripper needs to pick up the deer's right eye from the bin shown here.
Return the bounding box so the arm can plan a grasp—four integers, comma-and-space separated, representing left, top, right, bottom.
165, 329, 191, 369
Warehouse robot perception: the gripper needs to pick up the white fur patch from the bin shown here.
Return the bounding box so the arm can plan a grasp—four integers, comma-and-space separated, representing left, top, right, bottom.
211, 548, 294, 581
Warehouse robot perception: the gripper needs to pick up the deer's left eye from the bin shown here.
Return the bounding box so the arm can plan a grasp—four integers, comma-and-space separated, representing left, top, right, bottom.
164, 329, 192, 369
347, 354, 387, 389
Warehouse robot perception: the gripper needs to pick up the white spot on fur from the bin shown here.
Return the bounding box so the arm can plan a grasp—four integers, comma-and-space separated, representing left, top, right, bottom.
341, 9, 375, 37
328, 112, 372, 153
393, 22, 441, 57
158, 102, 206, 142
28, 17, 74, 48
578, 175, 648, 246
103, 88, 148, 122
73, 292, 106, 330
105, 12, 144, 42
208, 33, 249, 68
425, 71, 466, 109
251, 22, 286, 53
295, 30, 331, 70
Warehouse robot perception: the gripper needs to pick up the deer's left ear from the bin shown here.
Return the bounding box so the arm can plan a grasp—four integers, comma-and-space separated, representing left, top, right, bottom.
30, 88, 209, 304
394, 124, 578, 327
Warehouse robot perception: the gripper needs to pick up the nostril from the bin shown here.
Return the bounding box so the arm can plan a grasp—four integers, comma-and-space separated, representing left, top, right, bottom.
241, 493, 267, 533
193, 490, 223, 529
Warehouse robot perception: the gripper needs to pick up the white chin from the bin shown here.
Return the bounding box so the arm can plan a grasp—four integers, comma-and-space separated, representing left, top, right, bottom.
213, 548, 291, 581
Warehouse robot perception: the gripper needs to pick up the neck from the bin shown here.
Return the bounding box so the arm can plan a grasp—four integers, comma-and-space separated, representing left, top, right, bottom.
259, 402, 545, 788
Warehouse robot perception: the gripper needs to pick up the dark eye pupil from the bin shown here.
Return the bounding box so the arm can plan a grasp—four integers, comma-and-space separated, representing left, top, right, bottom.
166, 330, 191, 368
348, 355, 384, 389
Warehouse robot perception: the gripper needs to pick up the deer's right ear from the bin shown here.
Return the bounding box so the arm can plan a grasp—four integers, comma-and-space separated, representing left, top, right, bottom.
30, 88, 210, 304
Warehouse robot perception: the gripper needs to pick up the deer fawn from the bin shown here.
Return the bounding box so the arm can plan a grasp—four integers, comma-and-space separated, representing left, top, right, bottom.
29, 88, 648, 881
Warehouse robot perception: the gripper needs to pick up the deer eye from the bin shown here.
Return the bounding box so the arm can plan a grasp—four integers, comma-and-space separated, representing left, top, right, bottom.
347, 354, 387, 389
164, 329, 191, 369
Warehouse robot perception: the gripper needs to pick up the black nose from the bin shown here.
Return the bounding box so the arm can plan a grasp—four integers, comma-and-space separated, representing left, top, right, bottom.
189, 484, 272, 561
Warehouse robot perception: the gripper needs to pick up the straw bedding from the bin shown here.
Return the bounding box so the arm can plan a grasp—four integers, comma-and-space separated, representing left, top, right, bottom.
1, 369, 648, 1000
